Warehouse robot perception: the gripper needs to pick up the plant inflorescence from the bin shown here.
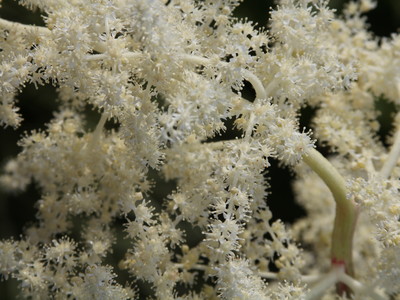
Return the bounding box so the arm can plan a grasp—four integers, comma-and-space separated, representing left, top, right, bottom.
0, 0, 399, 299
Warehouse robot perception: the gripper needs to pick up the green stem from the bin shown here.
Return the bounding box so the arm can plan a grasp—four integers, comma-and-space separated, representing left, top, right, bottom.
302, 148, 358, 279
380, 124, 400, 179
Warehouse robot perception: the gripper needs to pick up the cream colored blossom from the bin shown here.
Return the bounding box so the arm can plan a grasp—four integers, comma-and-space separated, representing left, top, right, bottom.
0, 0, 399, 299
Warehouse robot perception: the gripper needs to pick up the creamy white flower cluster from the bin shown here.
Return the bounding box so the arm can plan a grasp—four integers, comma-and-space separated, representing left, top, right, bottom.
0, 0, 399, 299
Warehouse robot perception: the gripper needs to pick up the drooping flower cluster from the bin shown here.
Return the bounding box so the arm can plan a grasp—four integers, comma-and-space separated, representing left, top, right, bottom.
0, 0, 399, 299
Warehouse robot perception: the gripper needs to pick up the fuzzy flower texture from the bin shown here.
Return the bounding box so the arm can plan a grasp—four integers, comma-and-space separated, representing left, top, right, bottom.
0, 0, 400, 299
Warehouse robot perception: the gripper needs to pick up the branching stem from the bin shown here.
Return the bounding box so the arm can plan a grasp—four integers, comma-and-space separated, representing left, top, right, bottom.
304, 265, 388, 300
86, 112, 108, 151
0, 17, 49, 39
337, 272, 389, 300
302, 148, 358, 279
304, 266, 343, 300
0, 17, 108, 52
181, 54, 267, 99
380, 124, 400, 179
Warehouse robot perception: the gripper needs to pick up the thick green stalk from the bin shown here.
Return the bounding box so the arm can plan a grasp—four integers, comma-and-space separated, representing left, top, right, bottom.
302, 148, 358, 280
380, 125, 400, 179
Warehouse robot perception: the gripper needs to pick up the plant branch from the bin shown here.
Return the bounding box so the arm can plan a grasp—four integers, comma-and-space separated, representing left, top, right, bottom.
337, 272, 389, 300
0, 17, 108, 52
304, 266, 343, 300
302, 148, 358, 279
181, 54, 267, 100
86, 112, 108, 151
0, 17, 49, 41
380, 125, 400, 179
